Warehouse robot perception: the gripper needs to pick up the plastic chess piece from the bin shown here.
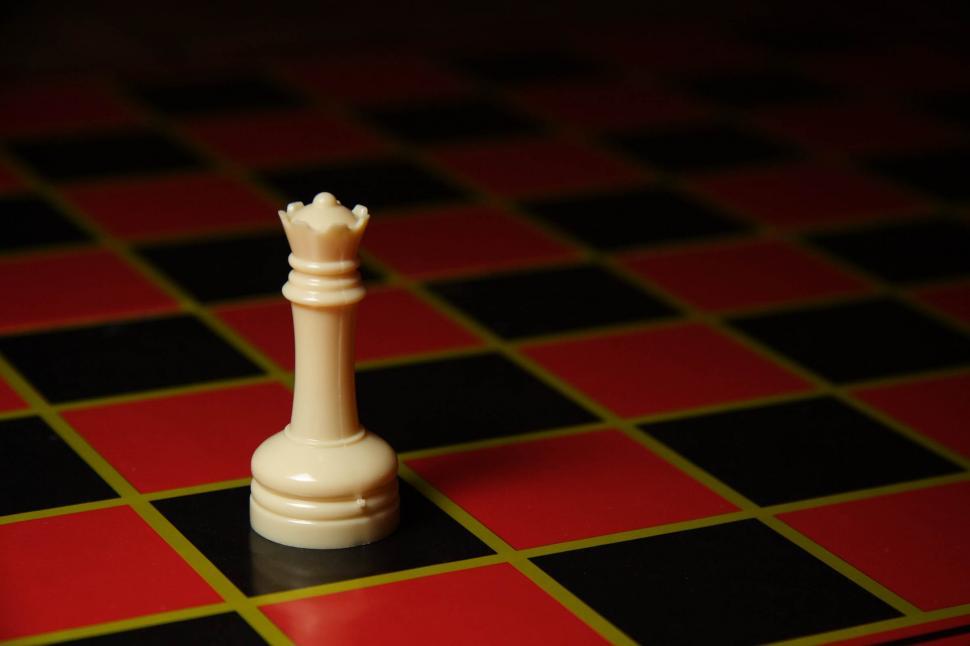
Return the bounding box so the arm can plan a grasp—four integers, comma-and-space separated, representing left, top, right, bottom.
250, 192, 399, 549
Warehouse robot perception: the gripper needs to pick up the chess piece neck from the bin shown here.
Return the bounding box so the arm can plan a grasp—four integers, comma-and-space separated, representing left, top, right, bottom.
279, 195, 369, 444
282, 254, 365, 307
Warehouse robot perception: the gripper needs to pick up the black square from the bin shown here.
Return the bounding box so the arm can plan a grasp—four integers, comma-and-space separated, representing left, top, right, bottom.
609, 123, 798, 173
452, 51, 601, 85
9, 131, 203, 182
681, 70, 838, 108
138, 232, 382, 303
641, 397, 961, 506
869, 148, 970, 201
731, 298, 970, 383
364, 99, 543, 144
67, 613, 264, 645
358, 353, 596, 452
429, 264, 677, 339
0, 195, 89, 252
811, 218, 970, 283
0, 416, 117, 516
0, 315, 263, 403
129, 77, 303, 116
921, 90, 970, 129
524, 187, 749, 250
138, 233, 286, 303
533, 520, 899, 644
264, 159, 468, 212
752, 26, 869, 55
152, 482, 493, 596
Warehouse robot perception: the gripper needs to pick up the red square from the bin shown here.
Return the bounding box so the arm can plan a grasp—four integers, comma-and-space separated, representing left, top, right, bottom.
65, 382, 290, 493
0, 506, 218, 640
753, 101, 962, 155
215, 298, 292, 369
0, 378, 26, 413
622, 238, 870, 312
805, 49, 970, 94
690, 162, 926, 229
0, 249, 177, 334
431, 137, 644, 199
852, 373, 970, 461
408, 429, 736, 548
914, 281, 970, 327
0, 79, 140, 138
215, 287, 481, 370
579, 24, 763, 74
514, 79, 707, 132
522, 323, 811, 418
63, 172, 278, 240
780, 481, 970, 611
280, 54, 471, 106
0, 162, 23, 194
180, 109, 387, 169
262, 563, 604, 645
363, 204, 579, 279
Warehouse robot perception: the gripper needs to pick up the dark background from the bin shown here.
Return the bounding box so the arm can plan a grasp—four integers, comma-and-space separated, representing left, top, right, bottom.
3, 1, 970, 78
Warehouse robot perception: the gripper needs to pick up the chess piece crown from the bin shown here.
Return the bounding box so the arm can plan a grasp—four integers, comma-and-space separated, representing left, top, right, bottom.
278, 191, 369, 265
279, 192, 369, 308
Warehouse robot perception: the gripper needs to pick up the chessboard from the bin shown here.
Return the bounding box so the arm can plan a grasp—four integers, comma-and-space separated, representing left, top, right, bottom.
1, 5, 969, 645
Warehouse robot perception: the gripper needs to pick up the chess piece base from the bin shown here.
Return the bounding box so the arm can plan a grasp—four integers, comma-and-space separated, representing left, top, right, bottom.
250, 493, 399, 549
250, 428, 399, 549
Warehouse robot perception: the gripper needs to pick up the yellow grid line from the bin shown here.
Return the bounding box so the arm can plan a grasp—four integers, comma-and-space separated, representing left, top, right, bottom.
54, 374, 278, 412
0, 407, 32, 423
774, 604, 970, 646
6, 603, 231, 646
249, 553, 507, 607
0, 497, 127, 528
0, 55, 965, 645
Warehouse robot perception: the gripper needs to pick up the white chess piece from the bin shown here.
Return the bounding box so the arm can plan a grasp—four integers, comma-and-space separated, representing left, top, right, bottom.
250, 192, 399, 549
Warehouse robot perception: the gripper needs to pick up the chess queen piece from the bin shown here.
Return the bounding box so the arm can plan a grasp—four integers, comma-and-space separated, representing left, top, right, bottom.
250, 192, 399, 549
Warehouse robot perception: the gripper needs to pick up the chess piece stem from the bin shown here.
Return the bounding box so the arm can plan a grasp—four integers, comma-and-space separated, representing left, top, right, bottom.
286, 259, 363, 445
